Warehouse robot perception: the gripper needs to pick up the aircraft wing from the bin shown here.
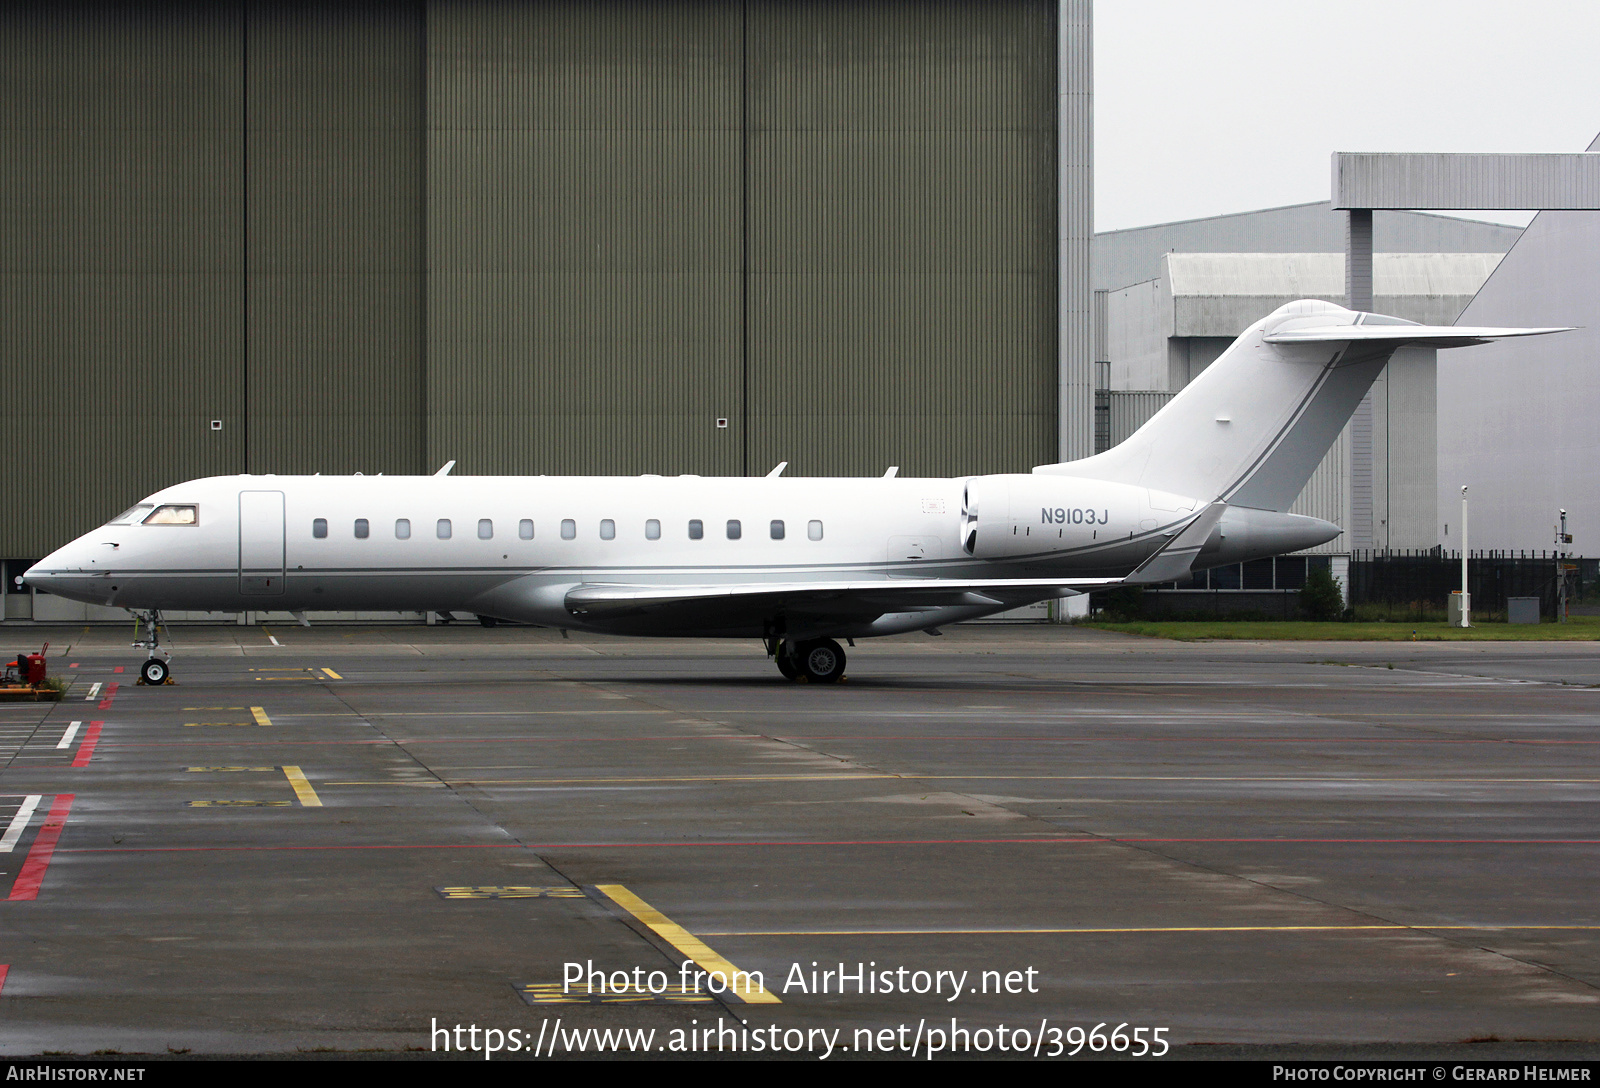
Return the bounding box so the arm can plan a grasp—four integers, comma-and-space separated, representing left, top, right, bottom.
565, 577, 1119, 622
1263, 324, 1573, 348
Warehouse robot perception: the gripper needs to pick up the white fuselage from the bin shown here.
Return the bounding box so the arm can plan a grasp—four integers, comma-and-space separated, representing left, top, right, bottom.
25, 471, 1329, 639
27, 299, 1563, 645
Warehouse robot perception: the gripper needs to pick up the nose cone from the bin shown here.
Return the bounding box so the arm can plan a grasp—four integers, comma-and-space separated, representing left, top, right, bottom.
23, 539, 101, 603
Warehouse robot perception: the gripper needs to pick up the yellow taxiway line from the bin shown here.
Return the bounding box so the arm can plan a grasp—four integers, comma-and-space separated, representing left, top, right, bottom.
697, 924, 1600, 936
281, 766, 322, 807
597, 884, 779, 1004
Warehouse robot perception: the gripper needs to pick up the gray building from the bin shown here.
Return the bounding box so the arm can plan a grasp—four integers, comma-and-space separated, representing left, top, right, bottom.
1093, 201, 1522, 294
1439, 133, 1600, 553
2, 0, 1091, 620
1099, 250, 1505, 554
1092, 205, 1524, 584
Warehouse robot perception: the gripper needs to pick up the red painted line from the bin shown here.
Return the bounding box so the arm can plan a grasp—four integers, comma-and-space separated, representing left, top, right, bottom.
62, 838, 1097, 853
96, 734, 1600, 749
1108, 837, 1600, 844
112, 666, 124, 674
69, 663, 78, 669
56, 836, 1600, 855
102, 739, 395, 748
7, 795, 75, 901
0, 964, 8, 995
793, 736, 1600, 746
97, 681, 118, 710
71, 722, 104, 768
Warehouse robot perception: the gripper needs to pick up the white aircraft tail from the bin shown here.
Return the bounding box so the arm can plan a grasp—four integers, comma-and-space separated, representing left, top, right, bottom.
1036, 299, 1569, 511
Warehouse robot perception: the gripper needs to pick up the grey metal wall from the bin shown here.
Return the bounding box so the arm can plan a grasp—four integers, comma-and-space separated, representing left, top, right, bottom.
1334, 152, 1600, 211
3, 0, 1065, 561
1, 1, 424, 559
1106, 390, 1171, 448
247, 1, 426, 475
1439, 136, 1600, 551
426, 0, 1060, 480
426, 1, 744, 476
1056, 0, 1093, 462
745, 1, 1058, 478
1093, 202, 1522, 296
1, 5, 245, 559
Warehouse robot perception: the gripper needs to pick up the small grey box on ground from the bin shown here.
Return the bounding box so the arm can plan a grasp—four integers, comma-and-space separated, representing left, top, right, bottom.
1507, 597, 1541, 624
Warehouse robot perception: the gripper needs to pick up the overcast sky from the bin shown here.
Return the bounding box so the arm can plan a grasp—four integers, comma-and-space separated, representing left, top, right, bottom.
1094, 0, 1600, 232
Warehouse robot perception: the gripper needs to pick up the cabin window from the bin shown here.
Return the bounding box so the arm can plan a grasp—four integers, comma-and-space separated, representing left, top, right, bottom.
518, 519, 534, 540
437, 519, 452, 540
600, 519, 615, 540
354, 518, 369, 539
395, 519, 411, 540
726, 519, 741, 540
560, 519, 576, 540
143, 504, 198, 526
478, 519, 493, 540
645, 519, 661, 540
770, 520, 784, 540
312, 518, 328, 539
688, 519, 703, 540
808, 520, 823, 540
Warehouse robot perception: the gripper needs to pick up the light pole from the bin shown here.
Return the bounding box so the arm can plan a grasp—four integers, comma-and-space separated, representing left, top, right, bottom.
1557, 509, 1572, 624
1459, 487, 1470, 628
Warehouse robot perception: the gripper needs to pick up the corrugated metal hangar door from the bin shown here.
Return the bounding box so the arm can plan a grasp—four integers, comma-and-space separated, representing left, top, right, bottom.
1, 1, 1059, 562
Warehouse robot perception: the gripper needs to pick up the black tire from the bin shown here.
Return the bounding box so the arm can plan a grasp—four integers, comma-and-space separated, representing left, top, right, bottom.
798, 638, 846, 684
775, 642, 800, 681
140, 658, 169, 685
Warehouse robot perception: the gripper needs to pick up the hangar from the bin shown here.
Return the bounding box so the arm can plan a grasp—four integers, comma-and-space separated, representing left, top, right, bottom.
0, 0, 1093, 623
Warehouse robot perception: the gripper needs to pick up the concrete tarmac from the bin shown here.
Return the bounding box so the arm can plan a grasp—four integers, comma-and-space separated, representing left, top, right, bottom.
1, 622, 1597, 1059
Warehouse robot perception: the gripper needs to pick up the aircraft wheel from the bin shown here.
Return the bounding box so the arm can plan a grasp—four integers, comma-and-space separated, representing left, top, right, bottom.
140, 658, 169, 686
774, 642, 800, 681
798, 638, 846, 684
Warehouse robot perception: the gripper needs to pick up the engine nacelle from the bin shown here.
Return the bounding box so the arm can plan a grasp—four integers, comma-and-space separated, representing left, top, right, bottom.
961, 475, 1200, 559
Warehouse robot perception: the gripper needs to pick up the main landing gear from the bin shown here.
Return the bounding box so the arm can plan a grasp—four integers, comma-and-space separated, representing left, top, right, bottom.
132, 610, 174, 685
770, 638, 847, 684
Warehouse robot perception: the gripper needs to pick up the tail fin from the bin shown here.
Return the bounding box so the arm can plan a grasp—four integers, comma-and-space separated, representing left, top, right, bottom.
1037, 299, 1569, 511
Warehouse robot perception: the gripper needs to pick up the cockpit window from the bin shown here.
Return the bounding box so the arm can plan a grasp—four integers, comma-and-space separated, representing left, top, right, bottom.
142, 504, 198, 526
106, 504, 153, 525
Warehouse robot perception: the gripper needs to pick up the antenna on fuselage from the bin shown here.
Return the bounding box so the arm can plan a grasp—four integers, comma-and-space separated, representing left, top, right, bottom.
882, 466, 899, 478
766, 462, 788, 478
434, 460, 456, 476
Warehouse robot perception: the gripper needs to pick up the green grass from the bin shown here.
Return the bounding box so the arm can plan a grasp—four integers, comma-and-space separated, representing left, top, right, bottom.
1080, 615, 1600, 641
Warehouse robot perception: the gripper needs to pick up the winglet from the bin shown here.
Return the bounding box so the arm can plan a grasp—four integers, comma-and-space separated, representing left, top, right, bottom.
1125, 503, 1227, 585
434, 460, 456, 477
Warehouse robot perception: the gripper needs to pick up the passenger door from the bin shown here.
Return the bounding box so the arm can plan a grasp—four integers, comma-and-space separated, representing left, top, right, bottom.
239, 490, 286, 596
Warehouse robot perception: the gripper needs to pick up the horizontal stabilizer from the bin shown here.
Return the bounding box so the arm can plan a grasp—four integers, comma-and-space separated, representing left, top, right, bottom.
1264, 324, 1572, 348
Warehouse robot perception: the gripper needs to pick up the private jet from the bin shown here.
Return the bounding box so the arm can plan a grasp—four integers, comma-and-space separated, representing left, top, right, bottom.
23, 300, 1566, 684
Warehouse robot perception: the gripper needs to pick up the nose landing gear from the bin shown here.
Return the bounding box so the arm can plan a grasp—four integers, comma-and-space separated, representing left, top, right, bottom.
132, 610, 174, 685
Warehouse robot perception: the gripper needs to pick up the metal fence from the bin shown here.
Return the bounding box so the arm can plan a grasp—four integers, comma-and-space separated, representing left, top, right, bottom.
1348, 550, 1597, 620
